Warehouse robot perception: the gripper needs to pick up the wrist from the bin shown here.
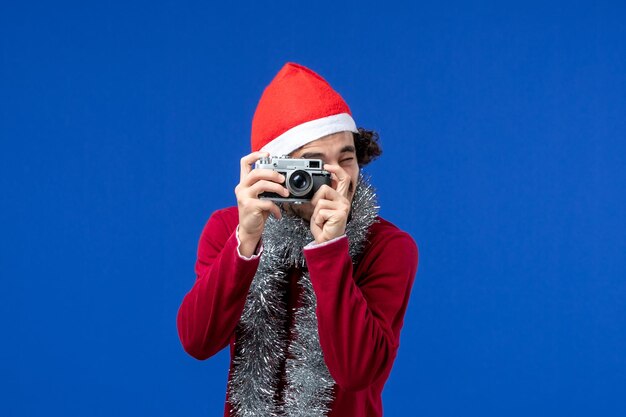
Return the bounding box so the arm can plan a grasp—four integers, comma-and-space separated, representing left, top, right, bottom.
308, 234, 347, 248
237, 228, 261, 258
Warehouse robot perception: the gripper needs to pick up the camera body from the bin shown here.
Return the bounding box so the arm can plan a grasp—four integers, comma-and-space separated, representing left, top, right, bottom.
257, 156, 331, 203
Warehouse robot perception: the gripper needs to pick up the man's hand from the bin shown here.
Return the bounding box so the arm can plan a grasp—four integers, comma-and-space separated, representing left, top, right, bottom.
310, 164, 352, 244
235, 151, 289, 257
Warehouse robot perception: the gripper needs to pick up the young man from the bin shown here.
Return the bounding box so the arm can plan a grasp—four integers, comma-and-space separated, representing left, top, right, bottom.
177, 63, 419, 417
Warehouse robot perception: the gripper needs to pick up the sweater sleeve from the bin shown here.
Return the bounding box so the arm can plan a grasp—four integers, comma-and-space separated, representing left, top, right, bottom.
303, 229, 418, 391
176, 209, 260, 360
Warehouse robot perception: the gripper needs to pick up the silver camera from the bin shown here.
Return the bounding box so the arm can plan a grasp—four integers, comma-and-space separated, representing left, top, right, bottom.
257, 156, 331, 203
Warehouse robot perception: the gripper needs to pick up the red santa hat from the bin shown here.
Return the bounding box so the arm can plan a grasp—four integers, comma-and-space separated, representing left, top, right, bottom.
251, 62, 358, 156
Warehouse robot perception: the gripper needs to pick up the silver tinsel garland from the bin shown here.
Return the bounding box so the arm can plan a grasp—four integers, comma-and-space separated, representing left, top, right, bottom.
228, 175, 379, 417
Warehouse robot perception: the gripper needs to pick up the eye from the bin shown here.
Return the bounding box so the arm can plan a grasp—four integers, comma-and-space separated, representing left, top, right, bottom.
340, 157, 354, 164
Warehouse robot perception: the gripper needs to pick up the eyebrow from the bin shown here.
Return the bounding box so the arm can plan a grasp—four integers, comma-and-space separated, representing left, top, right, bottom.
300, 145, 356, 159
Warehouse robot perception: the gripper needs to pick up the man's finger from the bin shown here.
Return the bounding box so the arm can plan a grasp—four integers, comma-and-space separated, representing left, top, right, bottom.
313, 198, 342, 212
310, 185, 336, 207
257, 199, 282, 220
242, 169, 285, 188
240, 151, 269, 182
313, 208, 330, 229
247, 180, 290, 198
323, 164, 351, 197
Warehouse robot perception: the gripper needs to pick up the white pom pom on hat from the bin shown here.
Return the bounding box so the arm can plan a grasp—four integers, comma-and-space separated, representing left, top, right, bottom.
251, 62, 358, 156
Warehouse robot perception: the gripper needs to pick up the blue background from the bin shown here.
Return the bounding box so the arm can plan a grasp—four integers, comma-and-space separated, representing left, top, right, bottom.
2, 1, 625, 416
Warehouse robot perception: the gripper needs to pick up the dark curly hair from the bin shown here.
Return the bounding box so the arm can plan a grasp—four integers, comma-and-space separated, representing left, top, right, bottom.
353, 128, 382, 167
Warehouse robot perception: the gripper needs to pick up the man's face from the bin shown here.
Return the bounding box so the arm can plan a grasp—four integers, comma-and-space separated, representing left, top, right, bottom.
284, 131, 359, 221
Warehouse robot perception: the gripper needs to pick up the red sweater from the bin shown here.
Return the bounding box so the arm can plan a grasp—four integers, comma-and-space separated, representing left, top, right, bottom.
177, 207, 419, 416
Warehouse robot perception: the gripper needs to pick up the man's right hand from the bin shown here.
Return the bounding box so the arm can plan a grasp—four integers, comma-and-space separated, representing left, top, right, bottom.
235, 151, 289, 257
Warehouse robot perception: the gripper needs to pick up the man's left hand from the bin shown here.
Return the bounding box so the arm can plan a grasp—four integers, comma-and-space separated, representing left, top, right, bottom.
310, 164, 352, 244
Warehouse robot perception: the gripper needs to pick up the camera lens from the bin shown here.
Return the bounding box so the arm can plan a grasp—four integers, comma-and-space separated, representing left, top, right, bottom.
291, 173, 308, 189
287, 170, 313, 196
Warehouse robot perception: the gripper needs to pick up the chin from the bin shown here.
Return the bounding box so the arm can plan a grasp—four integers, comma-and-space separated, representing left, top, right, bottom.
283, 202, 314, 221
